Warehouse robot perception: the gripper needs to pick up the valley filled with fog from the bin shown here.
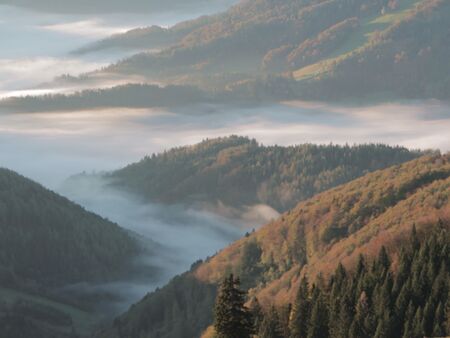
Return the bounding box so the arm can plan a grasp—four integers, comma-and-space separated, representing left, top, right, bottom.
2, 100, 449, 313
1, 0, 450, 321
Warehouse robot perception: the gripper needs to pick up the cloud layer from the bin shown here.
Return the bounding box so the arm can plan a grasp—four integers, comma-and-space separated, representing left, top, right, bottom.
0, 101, 449, 190
0, 0, 238, 14
40, 19, 132, 38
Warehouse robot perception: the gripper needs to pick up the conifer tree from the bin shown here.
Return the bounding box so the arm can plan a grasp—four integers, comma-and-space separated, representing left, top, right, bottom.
214, 274, 254, 338
411, 224, 420, 252
289, 276, 311, 338
378, 246, 391, 273
259, 306, 284, 338
349, 291, 370, 338
279, 304, 292, 338
378, 309, 394, 338
337, 293, 353, 338
401, 301, 415, 338
307, 289, 329, 338
432, 301, 445, 337
355, 254, 366, 278
411, 307, 424, 338
328, 264, 346, 337
250, 297, 264, 333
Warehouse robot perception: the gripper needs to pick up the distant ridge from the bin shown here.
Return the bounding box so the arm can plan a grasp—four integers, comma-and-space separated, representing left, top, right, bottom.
70, 0, 450, 102
99, 136, 423, 212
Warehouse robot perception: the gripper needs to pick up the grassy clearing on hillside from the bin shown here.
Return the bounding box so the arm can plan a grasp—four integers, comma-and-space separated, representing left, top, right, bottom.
293, 0, 422, 80
0, 287, 99, 335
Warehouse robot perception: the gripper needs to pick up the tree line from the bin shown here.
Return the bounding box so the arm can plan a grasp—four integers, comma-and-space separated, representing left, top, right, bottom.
110, 136, 422, 212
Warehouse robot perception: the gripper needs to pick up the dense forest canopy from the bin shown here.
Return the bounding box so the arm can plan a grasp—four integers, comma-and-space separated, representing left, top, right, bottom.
0, 84, 210, 113
0, 168, 138, 289
96, 154, 450, 338
212, 224, 449, 338
99, 136, 423, 212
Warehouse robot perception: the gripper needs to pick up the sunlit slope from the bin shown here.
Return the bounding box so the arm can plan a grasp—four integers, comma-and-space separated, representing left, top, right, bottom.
194, 154, 450, 292
98, 154, 450, 338
294, 0, 450, 99
7, 0, 450, 107
294, 0, 422, 80
84, 0, 394, 86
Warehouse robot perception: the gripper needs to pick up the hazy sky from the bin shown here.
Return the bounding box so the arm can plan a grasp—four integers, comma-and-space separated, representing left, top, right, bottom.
0, 0, 238, 14
0, 101, 449, 190
0, 2, 234, 96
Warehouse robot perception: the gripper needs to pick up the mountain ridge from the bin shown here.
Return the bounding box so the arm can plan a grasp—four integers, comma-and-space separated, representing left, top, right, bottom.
96, 153, 450, 338
64, 0, 450, 103
69, 136, 425, 214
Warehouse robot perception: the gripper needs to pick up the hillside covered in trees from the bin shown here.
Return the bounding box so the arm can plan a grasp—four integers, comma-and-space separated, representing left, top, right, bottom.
76, 0, 450, 101
0, 168, 147, 337
212, 224, 449, 338
0, 84, 210, 113
3, 0, 449, 112
95, 136, 422, 212
95, 153, 450, 338
0, 168, 139, 289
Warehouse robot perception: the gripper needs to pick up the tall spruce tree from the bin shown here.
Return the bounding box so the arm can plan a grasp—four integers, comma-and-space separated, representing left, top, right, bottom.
259, 306, 284, 338
214, 274, 254, 338
289, 275, 311, 338
250, 297, 264, 333
349, 291, 370, 338
307, 289, 329, 338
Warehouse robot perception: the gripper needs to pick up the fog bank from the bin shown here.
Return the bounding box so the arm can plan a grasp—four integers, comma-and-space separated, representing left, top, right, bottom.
0, 101, 448, 188
58, 174, 245, 313
0, 100, 449, 312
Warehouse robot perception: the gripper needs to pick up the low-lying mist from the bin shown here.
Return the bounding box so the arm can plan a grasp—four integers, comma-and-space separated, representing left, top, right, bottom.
57, 174, 250, 314
0, 100, 449, 313
0, 2, 236, 98
1, 101, 449, 189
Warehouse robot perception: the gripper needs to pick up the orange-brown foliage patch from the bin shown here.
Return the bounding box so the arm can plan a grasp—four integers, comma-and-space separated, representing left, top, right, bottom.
194, 155, 450, 309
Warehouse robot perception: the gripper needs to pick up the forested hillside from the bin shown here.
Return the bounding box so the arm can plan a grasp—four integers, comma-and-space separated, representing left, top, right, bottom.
100, 136, 421, 212
4, 0, 449, 111
295, 0, 450, 100
0, 168, 144, 337
0, 168, 138, 289
96, 154, 450, 338
80, 0, 450, 101
0, 84, 209, 113
96, 0, 393, 88
211, 224, 449, 338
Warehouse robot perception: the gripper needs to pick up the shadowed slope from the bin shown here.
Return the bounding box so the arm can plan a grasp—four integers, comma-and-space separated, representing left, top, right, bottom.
0, 168, 139, 289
